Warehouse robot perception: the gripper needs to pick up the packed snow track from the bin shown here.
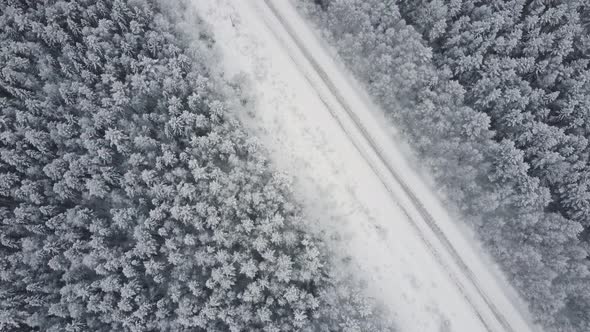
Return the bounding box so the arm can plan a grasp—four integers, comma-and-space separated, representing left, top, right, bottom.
192, 0, 538, 331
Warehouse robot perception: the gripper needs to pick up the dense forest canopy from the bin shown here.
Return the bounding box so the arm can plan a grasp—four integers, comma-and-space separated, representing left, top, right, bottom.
4, 0, 589, 329
0, 0, 392, 331
297, 0, 590, 330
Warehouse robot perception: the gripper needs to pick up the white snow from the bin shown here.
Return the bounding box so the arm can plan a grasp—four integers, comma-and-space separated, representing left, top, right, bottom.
189, 1, 538, 331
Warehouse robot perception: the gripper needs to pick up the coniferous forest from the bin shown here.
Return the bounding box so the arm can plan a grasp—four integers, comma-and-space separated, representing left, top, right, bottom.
0, 0, 392, 331
300, 0, 590, 330
3, 0, 590, 331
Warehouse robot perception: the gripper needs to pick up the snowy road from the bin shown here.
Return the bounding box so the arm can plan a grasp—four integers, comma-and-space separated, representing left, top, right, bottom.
191, 0, 538, 331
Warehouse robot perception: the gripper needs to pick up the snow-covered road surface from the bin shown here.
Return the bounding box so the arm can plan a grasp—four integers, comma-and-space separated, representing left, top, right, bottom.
191, 0, 538, 331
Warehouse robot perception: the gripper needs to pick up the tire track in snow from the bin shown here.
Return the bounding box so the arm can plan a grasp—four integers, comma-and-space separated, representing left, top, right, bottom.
255, 1, 532, 332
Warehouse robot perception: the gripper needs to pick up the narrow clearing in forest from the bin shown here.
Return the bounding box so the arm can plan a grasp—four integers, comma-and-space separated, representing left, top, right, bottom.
191, 1, 537, 331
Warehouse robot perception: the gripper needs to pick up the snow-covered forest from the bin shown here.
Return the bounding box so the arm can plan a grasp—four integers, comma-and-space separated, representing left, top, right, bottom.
2, 0, 590, 331
299, 0, 590, 330
0, 0, 392, 330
